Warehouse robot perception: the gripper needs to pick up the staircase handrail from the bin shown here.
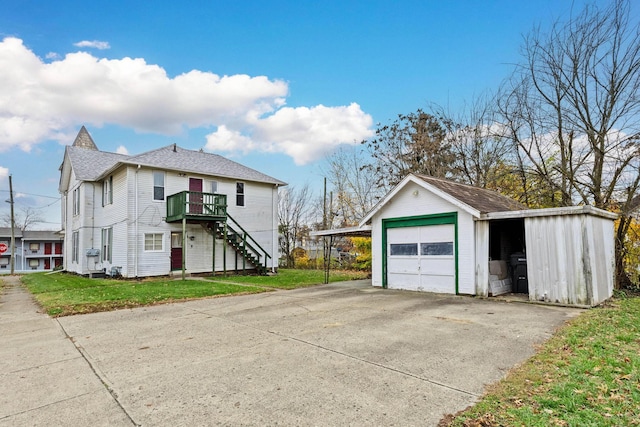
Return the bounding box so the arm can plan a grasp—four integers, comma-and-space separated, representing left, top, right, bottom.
225, 213, 272, 263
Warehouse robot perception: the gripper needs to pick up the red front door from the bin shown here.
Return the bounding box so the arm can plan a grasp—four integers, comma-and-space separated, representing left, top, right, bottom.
189, 178, 203, 214
171, 232, 183, 271
45, 259, 51, 270
44, 243, 52, 255
55, 243, 62, 254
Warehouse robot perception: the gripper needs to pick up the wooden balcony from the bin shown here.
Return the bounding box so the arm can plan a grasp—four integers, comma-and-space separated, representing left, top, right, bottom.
166, 191, 227, 223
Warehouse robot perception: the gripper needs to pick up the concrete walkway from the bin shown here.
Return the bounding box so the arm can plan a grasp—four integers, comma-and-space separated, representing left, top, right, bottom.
0, 275, 134, 426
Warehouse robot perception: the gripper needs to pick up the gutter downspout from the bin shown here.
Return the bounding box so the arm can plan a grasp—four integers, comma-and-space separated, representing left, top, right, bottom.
135, 165, 140, 278
272, 184, 277, 273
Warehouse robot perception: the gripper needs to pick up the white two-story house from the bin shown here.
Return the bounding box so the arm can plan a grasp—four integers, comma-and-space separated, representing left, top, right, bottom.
58, 126, 285, 278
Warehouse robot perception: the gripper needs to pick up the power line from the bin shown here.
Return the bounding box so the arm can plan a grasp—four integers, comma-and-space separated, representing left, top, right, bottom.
0, 189, 60, 199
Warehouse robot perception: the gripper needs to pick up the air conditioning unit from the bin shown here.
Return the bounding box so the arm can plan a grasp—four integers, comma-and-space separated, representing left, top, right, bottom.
86, 248, 100, 257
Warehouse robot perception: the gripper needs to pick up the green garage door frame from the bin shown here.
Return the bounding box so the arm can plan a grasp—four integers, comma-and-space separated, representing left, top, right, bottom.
382, 212, 459, 293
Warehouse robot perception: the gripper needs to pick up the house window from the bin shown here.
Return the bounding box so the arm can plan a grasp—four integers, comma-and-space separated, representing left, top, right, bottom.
101, 227, 112, 262
236, 182, 245, 206
153, 171, 165, 201
144, 233, 164, 251
29, 243, 40, 252
29, 259, 39, 269
72, 231, 79, 263
102, 176, 113, 206
73, 187, 80, 216
210, 180, 218, 194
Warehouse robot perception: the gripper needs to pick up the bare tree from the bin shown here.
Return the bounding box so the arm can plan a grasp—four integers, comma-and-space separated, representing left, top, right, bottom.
323, 145, 384, 226
278, 184, 313, 268
496, 0, 640, 286
431, 97, 513, 190
363, 109, 456, 191
1, 206, 45, 231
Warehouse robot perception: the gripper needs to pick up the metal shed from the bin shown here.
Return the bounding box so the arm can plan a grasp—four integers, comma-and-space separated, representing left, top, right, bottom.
353, 174, 616, 307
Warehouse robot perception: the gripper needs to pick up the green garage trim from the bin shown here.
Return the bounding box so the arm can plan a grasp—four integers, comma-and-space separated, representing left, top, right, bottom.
381, 212, 459, 293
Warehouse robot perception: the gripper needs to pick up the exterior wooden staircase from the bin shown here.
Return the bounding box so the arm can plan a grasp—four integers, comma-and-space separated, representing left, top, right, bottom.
166, 190, 270, 275
202, 215, 270, 275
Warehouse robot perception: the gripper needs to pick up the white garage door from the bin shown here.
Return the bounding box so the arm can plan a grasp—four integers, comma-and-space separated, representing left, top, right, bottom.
387, 224, 455, 293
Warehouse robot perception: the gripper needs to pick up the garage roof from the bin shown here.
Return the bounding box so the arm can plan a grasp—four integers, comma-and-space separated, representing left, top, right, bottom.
360, 174, 526, 225
414, 174, 526, 213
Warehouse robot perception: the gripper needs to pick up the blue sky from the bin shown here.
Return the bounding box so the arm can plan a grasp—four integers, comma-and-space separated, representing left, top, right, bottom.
0, 0, 620, 228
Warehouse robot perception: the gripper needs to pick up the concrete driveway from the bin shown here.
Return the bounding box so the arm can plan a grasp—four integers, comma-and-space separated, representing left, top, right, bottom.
49, 280, 579, 426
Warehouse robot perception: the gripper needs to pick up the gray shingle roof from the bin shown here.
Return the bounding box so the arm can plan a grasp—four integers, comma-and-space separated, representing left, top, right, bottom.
21, 230, 62, 240
66, 146, 129, 181
64, 127, 285, 185
414, 174, 526, 213
72, 126, 98, 150
125, 144, 286, 185
0, 227, 23, 238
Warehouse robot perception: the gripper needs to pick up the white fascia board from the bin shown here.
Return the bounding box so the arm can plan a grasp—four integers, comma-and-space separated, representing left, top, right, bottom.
359, 174, 480, 227
479, 205, 618, 221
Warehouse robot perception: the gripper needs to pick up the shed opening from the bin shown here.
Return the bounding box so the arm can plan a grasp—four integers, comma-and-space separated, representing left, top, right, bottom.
488, 218, 528, 295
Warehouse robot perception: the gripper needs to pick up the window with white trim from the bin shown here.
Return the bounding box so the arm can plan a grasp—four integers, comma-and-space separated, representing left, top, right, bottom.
72, 231, 79, 263
29, 259, 39, 269
144, 233, 164, 251
29, 243, 39, 252
236, 182, 245, 206
153, 171, 165, 201
73, 187, 80, 216
101, 227, 113, 262
210, 180, 218, 194
102, 176, 113, 206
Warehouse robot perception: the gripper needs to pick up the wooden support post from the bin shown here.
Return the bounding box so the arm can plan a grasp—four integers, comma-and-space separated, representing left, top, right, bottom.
242, 233, 246, 275
181, 218, 186, 280
223, 222, 227, 278
212, 222, 216, 277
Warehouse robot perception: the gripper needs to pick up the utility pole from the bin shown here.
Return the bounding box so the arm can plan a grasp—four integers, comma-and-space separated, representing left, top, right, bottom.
8, 175, 15, 275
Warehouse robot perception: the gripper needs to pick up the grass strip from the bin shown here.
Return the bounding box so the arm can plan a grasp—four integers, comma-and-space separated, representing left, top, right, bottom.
443, 294, 640, 426
21, 273, 266, 317
205, 268, 369, 289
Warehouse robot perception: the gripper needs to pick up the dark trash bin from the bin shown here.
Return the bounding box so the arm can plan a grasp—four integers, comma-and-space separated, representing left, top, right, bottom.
510, 252, 528, 293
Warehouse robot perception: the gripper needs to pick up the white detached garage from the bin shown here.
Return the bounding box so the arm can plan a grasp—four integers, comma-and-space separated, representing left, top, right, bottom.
360, 174, 616, 307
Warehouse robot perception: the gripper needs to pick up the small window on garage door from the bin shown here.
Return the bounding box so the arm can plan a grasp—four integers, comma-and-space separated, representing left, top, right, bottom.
390, 243, 418, 256
420, 242, 453, 256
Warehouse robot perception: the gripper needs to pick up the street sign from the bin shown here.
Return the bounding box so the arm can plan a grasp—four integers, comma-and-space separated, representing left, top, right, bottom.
0, 243, 7, 254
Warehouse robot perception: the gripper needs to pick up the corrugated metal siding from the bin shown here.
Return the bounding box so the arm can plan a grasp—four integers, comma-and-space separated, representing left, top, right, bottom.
525, 214, 613, 306
474, 221, 489, 296
583, 215, 615, 304
371, 181, 477, 294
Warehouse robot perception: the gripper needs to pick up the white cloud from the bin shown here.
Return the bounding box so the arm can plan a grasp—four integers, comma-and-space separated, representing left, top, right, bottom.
116, 145, 129, 155
74, 40, 111, 50
0, 166, 8, 180
206, 103, 374, 165
205, 125, 255, 153
0, 36, 373, 165
45, 52, 59, 60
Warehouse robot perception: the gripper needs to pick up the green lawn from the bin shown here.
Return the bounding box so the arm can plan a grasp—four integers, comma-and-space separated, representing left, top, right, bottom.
443, 293, 640, 426
207, 268, 369, 289
21, 273, 266, 316
20, 268, 369, 316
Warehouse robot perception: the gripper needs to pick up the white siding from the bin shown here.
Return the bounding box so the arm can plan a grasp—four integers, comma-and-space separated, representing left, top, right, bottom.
371, 182, 477, 294
122, 167, 279, 277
